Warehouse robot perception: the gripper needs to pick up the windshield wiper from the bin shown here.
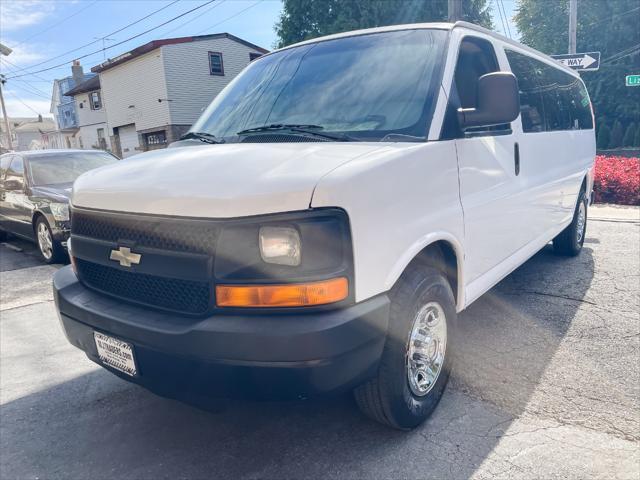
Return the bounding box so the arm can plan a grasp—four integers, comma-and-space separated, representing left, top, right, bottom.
179, 131, 225, 144
236, 124, 358, 142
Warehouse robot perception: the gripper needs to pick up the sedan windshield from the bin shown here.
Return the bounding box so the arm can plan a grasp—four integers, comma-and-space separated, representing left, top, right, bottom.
28, 152, 117, 186
191, 29, 448, 142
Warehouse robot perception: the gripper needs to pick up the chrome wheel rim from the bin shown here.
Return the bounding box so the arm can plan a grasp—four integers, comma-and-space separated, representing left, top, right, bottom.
576, 201, 586, 244
407, 302, 447, 397
37, 222, 53, 260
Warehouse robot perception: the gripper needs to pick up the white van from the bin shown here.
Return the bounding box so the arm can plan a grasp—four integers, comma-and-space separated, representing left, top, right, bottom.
54, 22, 595, 429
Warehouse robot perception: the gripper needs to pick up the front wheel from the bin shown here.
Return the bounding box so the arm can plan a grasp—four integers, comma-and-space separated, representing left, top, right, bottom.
553, 189, 588, 256
354, 264, 456, 429
35, 217, 65, 264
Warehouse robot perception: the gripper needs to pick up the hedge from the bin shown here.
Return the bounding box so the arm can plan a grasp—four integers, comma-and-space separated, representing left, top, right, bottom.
593, 155, 640, 206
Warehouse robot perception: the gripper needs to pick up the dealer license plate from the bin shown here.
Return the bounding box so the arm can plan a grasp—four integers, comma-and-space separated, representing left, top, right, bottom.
94, 332, 138, 377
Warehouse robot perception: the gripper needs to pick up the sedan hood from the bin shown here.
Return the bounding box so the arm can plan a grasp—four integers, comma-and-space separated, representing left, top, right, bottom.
31, 183, 73, 202
72, 143, 386, 218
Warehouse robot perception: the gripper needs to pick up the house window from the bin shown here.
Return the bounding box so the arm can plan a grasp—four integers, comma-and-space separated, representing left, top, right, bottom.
145, 131, 167, 146
209, 52, 224, 76
90, 91, 102, 110
249, 52, 262, 62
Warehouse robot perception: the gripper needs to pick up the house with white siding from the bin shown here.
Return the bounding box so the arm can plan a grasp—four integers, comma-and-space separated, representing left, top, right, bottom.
91, 33, 268, 158
64, 75, 109, 151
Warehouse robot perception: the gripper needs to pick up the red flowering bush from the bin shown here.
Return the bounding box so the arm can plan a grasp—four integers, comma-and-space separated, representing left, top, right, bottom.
593, 155, 640, 205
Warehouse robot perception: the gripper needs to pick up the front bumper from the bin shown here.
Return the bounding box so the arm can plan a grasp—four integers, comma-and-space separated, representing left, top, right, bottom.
53, 266, 390, 400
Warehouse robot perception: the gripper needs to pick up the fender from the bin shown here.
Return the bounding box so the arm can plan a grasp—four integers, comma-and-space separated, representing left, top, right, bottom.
384, 231, 466, 312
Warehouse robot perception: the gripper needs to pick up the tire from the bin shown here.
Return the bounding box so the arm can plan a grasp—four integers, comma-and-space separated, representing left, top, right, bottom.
553, 189, 588, 256
35, 216, 65, 264
354, 261, 456, 430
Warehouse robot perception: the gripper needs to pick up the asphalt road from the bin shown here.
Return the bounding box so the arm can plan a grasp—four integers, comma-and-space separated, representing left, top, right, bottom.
1, 207, 639, 480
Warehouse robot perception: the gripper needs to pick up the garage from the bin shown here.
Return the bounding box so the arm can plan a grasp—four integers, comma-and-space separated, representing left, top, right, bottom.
117, 124, 139, 158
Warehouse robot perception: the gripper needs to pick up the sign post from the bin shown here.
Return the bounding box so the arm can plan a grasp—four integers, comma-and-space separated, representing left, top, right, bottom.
626, 75, 640, 87
551, 52, 601, 72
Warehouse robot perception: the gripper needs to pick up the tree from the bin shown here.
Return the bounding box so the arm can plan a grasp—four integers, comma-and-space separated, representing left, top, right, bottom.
623, 123, 637, 147
515, 0, 640, 133
596, 123, 611, 150
275, 0, 493, 48
609, 120, 624, 149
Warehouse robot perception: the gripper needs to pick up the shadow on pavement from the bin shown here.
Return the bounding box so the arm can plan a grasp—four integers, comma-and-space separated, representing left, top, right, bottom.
0, 244, 595, 479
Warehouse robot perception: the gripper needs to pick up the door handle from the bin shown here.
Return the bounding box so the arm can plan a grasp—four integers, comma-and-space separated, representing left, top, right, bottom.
514, 142, 520, 176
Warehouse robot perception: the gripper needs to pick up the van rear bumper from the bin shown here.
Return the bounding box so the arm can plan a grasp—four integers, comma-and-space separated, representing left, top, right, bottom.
53, 266, 390, 400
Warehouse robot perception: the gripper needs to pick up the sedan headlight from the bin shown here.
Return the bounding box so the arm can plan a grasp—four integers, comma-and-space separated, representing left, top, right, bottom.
259, 226, 301, 266
50, 203, 69, 221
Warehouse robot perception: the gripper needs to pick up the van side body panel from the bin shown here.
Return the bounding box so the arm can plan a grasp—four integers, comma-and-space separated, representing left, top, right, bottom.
311, 141, 466, 310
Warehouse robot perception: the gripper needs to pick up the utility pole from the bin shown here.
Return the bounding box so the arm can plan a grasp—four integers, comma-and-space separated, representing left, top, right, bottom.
0, 41, 13, 151
0, 77, 12, 151
448, 0, 463, 22
569, 0, 578, 54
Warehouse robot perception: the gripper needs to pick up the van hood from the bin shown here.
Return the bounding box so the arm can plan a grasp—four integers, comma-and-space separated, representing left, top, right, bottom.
72, 143, 386, 218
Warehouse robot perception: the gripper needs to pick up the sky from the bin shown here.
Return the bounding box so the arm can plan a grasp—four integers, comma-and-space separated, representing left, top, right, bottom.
0, 0, 517, 119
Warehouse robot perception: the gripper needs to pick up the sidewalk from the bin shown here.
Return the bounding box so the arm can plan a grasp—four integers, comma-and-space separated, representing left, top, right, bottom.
590, 203, 640, 223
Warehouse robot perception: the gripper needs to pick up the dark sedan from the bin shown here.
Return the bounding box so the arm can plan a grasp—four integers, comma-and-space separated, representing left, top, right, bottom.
0, 149, 118, 263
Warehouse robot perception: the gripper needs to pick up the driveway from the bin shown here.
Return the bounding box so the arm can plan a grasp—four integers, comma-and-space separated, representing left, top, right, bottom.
1, 206, 639, 479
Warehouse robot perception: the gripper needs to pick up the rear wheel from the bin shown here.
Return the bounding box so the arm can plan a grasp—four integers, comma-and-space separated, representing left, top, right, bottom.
354, 263, 456, 429
35, 217, 65, 264
553, 189, 588, 256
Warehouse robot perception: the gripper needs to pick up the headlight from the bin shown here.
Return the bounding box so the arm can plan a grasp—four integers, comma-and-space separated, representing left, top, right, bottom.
50, 203, 69, 221
259, 226, 301, 266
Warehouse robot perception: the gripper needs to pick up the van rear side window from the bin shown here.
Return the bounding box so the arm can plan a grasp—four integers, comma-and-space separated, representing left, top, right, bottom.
505, 49, 593, 132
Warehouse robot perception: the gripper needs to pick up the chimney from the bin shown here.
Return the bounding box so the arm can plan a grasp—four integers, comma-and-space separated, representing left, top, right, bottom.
71, 60, 84, 86
38, 114, 42, 123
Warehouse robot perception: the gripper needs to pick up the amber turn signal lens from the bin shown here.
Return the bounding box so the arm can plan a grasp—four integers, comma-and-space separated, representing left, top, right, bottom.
216, 277, 349, 308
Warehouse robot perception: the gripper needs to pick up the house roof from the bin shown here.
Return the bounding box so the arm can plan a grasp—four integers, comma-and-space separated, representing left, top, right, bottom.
91, 32, 268, 73
14, 119, 56, 133
64, 75, 101, 96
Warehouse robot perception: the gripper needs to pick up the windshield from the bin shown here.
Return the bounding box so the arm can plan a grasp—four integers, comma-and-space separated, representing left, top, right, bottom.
28, 152, 117, 186
191, 29, 448, 142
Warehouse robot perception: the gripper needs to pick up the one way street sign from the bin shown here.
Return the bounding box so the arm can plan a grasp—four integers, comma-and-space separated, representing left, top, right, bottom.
551, 52, 601, 71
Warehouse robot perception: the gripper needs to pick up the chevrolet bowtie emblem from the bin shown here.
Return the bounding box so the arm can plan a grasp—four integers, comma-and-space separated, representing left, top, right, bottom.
109, 246, 141, 267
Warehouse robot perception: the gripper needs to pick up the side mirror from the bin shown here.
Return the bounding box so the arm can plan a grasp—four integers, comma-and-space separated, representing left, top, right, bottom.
4, 179, 23, 191
457, 72, 520, 130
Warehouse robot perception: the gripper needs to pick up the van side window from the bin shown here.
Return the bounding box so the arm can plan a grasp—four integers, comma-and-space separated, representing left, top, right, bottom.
441, 36, 510, 139
504, 51, 545, 132
505, 49, 593, 132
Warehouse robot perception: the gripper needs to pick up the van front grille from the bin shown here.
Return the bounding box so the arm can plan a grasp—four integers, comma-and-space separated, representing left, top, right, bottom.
76, 259, 211, 315
72, 210, 219, 255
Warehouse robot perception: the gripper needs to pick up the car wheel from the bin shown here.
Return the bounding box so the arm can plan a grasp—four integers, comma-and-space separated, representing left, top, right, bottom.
35, 217, 65, 264
354, 262, 456, 430
553, 189, 588, 256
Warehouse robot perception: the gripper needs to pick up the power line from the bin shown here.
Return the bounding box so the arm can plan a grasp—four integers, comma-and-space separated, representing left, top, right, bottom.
493, 0, 508, 37
6, 0, 218, 80
194, 0, 264, 35
602, 46, 640, 65
0, 60, 51, 99
4, 90, 45, 116
7, 0, 181, 75
0, 57, 52, 83
159, 0, 227, 37
499, 0, 512, 39
581, 6, 640, 29
9, 0, 100, 49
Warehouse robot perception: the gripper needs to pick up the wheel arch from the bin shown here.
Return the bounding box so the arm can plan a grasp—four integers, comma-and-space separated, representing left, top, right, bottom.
385, 233, 465, 312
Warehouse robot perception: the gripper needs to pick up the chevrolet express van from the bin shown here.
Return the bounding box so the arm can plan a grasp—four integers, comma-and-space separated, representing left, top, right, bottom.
53, 22, 595, 429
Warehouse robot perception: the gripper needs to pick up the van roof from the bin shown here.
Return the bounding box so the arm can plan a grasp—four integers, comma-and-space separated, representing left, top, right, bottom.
276, 21, 579, 78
